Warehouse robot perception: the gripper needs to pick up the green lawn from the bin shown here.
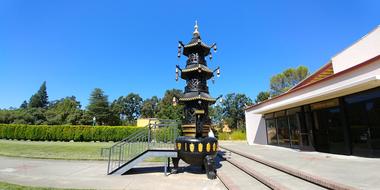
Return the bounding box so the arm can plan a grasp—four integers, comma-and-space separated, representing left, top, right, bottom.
0, 139, 112, 160
0, 139, 166, 162
0, 181, 87, 190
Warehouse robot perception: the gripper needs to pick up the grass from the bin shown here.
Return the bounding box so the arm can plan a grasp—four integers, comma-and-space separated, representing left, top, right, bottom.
0, 139, 168, 162
218, 130, 246, 140
0, 181, 87, 190
0, 139, 113, 160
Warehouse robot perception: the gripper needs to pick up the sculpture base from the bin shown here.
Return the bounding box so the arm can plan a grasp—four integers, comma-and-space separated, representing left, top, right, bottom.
174, 136, 218, 179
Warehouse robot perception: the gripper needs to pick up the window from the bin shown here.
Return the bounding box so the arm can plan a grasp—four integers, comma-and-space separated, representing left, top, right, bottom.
288, 114, 300, 146
265, 107, 302, 148
345, 87, 380, 156
266, 119, 277, 145
276, 116, 290, 147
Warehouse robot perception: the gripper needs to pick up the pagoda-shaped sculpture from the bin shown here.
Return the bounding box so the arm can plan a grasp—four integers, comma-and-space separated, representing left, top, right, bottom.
172, 21, 220, 179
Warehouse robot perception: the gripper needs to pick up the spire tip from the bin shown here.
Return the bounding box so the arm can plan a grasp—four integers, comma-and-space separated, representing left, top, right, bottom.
193, 20, 199, 36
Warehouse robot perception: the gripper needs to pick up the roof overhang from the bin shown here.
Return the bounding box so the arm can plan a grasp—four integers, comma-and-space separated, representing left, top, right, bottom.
248, 75, 380, 114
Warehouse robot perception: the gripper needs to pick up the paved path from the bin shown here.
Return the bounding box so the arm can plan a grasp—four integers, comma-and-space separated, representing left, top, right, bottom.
0, 156, 226, 190
220, 141, 380, 190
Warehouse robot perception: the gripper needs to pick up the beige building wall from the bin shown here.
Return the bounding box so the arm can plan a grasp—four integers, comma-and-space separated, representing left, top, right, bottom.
137, 118, 159, 127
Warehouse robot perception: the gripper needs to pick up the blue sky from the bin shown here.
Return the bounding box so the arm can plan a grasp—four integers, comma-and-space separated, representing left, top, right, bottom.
0, 0, 379, 109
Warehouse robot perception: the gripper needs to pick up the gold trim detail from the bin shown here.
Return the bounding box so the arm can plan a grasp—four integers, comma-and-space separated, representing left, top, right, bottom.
179, 96, 216, 102
184, 42, 210, 49
206, 143, 211, 152
195, 109, 205, 114
181, 64, 212, 73
177, 143, 181, 150
213, 143, 217, 151
189, 143, 194, 152
198, 143, 203, 152
185, 143, 187, 151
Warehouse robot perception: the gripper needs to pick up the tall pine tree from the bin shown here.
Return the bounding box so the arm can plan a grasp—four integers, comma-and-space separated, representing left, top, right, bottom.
20, 100, 28, 109
87, 88, 112, 125
29, 81, 48, 108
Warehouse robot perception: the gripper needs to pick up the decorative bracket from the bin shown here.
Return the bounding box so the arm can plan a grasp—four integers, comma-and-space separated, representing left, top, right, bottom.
175, 65, 182, 81
216, 95, 223, 102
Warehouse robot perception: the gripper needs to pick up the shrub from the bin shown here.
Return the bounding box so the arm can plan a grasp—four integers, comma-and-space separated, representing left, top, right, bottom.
0, 124, 142, 142
217, 132, 230, 140
230, 130, 246, 140
217, 130, 246, 141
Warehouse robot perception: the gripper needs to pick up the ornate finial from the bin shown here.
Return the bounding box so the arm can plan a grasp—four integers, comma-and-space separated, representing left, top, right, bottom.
193, 20, 199, 36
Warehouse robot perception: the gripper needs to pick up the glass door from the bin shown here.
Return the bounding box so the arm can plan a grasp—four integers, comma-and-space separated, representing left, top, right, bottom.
345, 87, 380, 157
311, 99, 348, 154
300, 106, 315, 151
276, 116, 290, 147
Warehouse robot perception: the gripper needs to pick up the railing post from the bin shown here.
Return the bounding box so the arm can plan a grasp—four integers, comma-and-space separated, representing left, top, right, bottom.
148, 124, 151, 150
118, 145, 122, 167
107, 147, 112, 174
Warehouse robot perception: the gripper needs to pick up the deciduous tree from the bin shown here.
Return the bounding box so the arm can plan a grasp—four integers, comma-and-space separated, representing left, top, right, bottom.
111, 93, 143, 124
157, 89, 183, 121
45, 96, 82, 125
222, 93, 253, 130
270, 66, 309, 96
141, 96, 160, 118
255, 91, 270, 103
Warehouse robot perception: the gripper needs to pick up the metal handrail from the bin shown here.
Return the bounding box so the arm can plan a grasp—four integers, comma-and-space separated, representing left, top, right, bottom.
105, 119, 179, 174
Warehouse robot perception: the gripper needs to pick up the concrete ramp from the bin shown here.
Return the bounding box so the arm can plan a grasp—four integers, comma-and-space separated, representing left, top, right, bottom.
109, 150, 177, 175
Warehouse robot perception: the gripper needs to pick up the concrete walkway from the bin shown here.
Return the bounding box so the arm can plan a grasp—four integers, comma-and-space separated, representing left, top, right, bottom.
220, 141, 380, 190
0, 156, 226, 190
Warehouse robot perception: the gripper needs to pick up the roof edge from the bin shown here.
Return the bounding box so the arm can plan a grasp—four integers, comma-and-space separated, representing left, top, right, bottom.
245, 54, 380, 111
332, 25, 380, 59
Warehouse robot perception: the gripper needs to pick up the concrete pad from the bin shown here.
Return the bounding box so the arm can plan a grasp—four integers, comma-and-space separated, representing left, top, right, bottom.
0, 156, 226, 190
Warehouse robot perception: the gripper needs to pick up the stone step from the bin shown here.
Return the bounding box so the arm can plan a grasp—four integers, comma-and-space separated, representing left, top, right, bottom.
216, 157, 270, 190
222, 150, 327, 190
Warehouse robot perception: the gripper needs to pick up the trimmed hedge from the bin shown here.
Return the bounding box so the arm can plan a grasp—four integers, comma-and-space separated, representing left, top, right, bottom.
0, 124, 142, 142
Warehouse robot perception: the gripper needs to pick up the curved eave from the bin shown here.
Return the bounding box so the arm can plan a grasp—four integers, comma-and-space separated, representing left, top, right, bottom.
184, 41, 211, 49
181, 65, 212, 73
179, 96, 216, 103
180, 64, 214, 79
183, 42, 211, 56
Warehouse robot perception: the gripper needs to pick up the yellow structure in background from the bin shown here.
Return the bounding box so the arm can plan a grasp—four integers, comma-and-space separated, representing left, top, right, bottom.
136, 118, 159, 127
222, 122, 231, 133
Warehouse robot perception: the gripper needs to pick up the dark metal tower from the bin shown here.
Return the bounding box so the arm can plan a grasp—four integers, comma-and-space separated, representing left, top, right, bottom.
175, 21, 220, 138
172, 21, 220, 179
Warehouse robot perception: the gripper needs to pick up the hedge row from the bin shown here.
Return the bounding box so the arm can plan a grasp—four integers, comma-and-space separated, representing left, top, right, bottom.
0, 124, 142, 142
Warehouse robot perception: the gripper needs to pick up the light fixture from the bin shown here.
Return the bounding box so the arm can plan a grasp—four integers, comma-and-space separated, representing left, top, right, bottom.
213, 44, 217, 52
216, 68, 220, 77
175, 67, 179, 81
198, 100, 202, 105
177, 43, 181, 58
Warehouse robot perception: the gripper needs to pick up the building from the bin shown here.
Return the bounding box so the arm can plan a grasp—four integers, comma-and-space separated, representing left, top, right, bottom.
136, 118, 159, 127
245, 25, 380, 157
